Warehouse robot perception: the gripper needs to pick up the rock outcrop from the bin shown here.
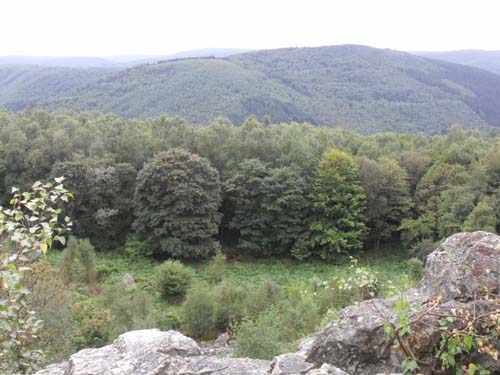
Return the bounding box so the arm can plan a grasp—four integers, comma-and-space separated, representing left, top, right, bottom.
304, 231, 500, 374
422, 231, 500, 300
35, 231, 500, 375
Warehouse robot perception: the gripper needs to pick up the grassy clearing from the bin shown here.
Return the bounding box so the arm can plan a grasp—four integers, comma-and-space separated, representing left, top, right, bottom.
45, 241, 415, 315
41, 242, 419, 360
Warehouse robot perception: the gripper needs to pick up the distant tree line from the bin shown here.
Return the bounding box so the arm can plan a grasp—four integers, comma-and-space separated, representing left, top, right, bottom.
0, 110, 499, 260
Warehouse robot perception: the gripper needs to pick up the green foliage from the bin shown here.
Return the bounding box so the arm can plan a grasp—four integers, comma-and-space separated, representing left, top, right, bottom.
205, 245, 227, 284
60, 236, 97, 287
463, 201, 497, 233
245, 280, 282, 319
357, 156, 413, 247
133, 149, 222, 259
182, 285, 217, 339
224, 160, 309, 256
278, 292, 321, 342
71, 299, 112, 349
233, 307, 287, 360
97, 283, 156, 339
406, 258, 424, 281
0, 179, 72, 374
304, 149, 367, 261
27, 261, 76, 365
213, 280, 247, 331
234, 290, 320, 360
0, 110, 498, 258
51, 161, 136, 250
384, 296, 497, 375
124, 236, 152, 258
156, 260, 194, 299
400, 214, 436, 243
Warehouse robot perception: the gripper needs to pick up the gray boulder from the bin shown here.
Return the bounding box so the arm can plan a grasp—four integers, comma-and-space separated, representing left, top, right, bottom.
67, 329, 201, 375
121, 273, 136, 287
422, 231, 500, 300
34, 329, 270, 375
32, 363, 68, 375
304, 293, 420, 375
270, 353, 315, 374
305, 364, 350, 374
305, 231, 500, 374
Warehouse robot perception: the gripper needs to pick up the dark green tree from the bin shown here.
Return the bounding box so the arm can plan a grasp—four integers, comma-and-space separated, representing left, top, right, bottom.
357, 157, 412, 247
224, 159, 309, 256
133, 149, 222, 259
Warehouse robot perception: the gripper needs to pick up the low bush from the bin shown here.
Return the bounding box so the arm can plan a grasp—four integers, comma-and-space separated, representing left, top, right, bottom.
156, 260, 194, 299
205, 245, 227, 284
233, 307, 288, 360
97, 283, 156, 339
213, 280, 247, 331
124, 236, 152, 258
245, 280, 282, 319
71, 299, 112, 349
278, 291, 321, 342
60, 237, 98, 288
182, 285, 217, 339
28, 262, 76, 364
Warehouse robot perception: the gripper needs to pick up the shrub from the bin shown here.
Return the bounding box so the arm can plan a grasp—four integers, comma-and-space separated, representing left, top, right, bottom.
205, 244, 227, 284
409, 238, 438, 263
72, 299, 112, 349
28, 261, 76, 364
124, 236, 152, 258
0, 179, 72, 374
350, 260, 379, 300
98, 283, 156, 340
278, 292, 321, 342
245, 280, 282, 319
407, 257, 425, 281
233, 307, 287, 360
153, 309, 182, 331
156, 260, 194, 299
214, 280, 247, 331
60, 236, 98, 288
182, 285, 217, 339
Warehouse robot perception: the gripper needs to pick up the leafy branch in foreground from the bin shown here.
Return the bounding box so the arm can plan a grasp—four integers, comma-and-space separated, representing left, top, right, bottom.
379, 295, 500, 375
0, 178, 73, 374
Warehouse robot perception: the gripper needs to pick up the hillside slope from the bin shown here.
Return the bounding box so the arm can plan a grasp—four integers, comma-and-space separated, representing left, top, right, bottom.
416, 50, 500, 76
1, 45, 500, 134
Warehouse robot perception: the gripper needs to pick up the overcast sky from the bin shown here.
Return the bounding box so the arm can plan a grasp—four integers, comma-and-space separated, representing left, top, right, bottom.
1, 0, 499, 56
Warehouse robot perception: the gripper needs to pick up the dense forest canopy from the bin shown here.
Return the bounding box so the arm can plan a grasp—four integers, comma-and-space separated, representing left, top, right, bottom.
2, 45, 500, 134
1, 109, 498, 259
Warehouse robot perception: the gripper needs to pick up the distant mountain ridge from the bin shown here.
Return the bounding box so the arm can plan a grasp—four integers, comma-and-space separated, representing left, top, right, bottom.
415, 50, 500, 76
1, 44, 500, 134
0, 49, 253, 68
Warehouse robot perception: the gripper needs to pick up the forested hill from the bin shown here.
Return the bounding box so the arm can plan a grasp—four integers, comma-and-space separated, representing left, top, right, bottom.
416, 50, 500, 76
2, 45, 500, 134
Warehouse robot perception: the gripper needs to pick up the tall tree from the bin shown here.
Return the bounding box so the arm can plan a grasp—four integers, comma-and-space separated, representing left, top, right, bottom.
224, 159, 309, 256
133, 149, 222, 259
304, 149, 367, 261
357, 157, 413, 247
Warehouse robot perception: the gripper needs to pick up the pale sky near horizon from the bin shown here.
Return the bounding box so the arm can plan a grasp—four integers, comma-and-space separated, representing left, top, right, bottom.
1, 0, 499, 56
